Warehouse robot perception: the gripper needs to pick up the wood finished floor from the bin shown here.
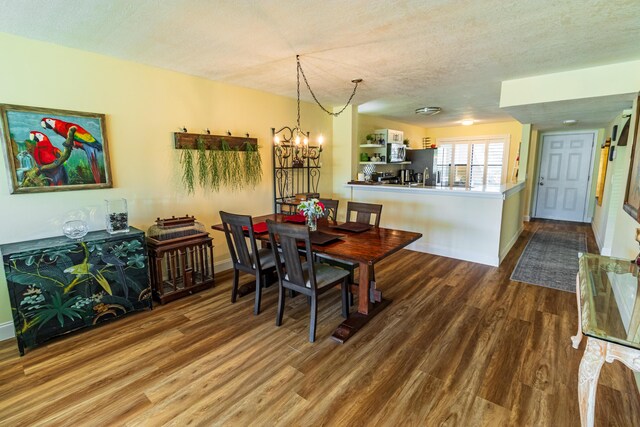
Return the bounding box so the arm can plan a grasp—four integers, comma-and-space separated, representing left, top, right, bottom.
1, 220, 639, 426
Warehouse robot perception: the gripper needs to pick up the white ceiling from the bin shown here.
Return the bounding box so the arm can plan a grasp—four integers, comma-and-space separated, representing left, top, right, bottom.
1, 0, 639, 129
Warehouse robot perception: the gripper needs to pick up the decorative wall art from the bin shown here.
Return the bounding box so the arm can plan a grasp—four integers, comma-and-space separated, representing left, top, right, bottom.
623, 95, 640, 221
595, 138, 610, 206
174, 132, 261, 193
0, 104, 112, 194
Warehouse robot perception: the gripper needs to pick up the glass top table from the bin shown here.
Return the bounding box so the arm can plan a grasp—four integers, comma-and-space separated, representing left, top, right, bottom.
574, 252, 640, 426
578, 253, 640, 350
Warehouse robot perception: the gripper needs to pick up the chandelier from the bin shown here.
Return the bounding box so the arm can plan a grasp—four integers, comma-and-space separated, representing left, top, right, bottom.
273, 55, 362, 166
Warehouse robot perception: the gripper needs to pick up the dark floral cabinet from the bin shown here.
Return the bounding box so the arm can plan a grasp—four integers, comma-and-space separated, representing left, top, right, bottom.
1, 227, 152, 355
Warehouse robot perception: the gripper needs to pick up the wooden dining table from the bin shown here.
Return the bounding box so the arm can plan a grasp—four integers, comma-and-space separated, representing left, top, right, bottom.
212, 213, 422, 343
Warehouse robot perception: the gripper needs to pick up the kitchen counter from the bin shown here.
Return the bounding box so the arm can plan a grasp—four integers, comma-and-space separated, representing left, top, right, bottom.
343, 181, 526, 266
346, 181, 525, 199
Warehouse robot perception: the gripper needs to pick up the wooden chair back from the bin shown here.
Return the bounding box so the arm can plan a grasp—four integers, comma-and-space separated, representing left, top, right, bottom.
266, 220, 317, 292
346, 201, 382, 227
219, 211, 261, 272
319, 198, 339, 221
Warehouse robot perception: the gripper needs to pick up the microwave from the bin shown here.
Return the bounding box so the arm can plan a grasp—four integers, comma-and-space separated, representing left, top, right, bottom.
388, 143, 406, 162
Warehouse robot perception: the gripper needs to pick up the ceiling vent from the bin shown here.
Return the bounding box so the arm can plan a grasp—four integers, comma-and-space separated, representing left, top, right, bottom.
415, 106, 441, 116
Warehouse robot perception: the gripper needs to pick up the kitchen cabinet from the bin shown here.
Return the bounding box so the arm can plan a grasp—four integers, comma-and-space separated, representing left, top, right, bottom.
1, 227, 152, 355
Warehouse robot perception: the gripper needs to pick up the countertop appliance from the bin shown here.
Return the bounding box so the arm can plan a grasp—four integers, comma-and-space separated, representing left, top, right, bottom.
388, 143, 406, 163
399, 169, 414, 184
372, 172, 398, 183
378, 176, 399, 184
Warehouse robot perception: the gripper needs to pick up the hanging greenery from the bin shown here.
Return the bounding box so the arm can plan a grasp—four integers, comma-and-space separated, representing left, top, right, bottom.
196, 137, 209, 188
208, 148, 221, 191
220, 139, 243, 189
180, 149, 195, 194
176, 133, 262, 193
243, 142, 262, 188
219, 139, 233, 186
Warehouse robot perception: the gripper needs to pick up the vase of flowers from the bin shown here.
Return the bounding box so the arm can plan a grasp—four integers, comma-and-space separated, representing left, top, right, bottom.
297, 198, 325, 231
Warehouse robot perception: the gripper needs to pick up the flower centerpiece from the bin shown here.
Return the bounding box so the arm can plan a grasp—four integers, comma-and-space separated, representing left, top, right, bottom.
297, 198, 325, 231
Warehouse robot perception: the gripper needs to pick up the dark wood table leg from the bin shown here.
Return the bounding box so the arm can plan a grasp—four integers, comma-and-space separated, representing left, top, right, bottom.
331, 262, 391, 343
236, 282, 257, 298
236, 271, 278, 298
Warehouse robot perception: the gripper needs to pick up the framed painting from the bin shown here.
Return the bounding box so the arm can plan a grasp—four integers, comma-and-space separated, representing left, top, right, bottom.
595, 138, 610, 206
623, 95, 640, 221
0, 104, 112, 194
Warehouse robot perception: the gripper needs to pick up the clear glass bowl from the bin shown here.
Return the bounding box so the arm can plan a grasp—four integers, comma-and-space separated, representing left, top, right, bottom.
62, 220, 89, 240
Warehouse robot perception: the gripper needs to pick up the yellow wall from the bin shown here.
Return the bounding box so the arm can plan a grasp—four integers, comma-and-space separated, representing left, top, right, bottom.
0, 33, 333, 324
608, 96, 640, 260
499, 187, 525, 262
357, 114, 428, 148
592, 113, 629, 253
522, 128, 540, 218
357, 116, 522, 181
332, 105, 358, 212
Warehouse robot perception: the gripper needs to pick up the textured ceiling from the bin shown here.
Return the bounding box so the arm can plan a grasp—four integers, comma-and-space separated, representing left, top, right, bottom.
0, 0, 639, 128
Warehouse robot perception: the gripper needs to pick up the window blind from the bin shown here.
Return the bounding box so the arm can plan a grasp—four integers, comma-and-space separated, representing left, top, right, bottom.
435, 136, 508, 187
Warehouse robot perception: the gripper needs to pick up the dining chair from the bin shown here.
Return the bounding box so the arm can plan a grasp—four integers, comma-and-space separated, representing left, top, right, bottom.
346, 201, 382, 226
219, 211, 277, 315
266, 219, 349, 342
325, 201, 383, 305
319, 198, 339, 221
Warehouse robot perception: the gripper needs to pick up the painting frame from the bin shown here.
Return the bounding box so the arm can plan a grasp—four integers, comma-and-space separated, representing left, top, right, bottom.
0, 103, 112, 194
623, 95, 640, 221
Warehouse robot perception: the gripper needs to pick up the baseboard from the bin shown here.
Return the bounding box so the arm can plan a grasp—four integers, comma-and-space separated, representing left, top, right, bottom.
523, 215, 531, 222
499, 225, 524, 264
215, 258, 233, 273
407, 241, 499, 267
591, 220, 603, 252
0, 321, 15, 341
590, 221, 611, 255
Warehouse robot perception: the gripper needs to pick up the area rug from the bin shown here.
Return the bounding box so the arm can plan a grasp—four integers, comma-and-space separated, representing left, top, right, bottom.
510, 229, 587, 292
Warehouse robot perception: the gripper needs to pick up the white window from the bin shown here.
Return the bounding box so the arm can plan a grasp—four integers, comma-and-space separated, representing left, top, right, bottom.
435, 135, 509, 187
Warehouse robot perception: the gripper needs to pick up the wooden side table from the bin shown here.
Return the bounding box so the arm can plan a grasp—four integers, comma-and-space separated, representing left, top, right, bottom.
572, 253, 640, 427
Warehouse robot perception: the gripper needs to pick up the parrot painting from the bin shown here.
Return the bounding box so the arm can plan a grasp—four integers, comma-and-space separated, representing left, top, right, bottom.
29, 131, 68, 186
40, 117, 103, 183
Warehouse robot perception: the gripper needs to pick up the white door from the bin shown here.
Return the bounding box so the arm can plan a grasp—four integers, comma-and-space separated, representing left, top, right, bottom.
534, 132, 594, 222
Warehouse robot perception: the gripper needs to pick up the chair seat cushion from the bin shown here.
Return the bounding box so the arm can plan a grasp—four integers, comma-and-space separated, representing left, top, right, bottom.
285, 262, 350, 288
254, 248, 277, 269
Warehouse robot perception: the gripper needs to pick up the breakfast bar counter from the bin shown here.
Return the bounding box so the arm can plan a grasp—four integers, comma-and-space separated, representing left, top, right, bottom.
346, 181, 524, 199
344, 181, 525, 266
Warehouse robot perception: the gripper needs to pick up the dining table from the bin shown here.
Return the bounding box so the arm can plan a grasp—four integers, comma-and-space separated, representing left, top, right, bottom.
212, 213, 422, 343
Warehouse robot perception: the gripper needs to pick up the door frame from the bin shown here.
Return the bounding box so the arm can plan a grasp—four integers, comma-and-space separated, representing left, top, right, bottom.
532, 130, 598, 223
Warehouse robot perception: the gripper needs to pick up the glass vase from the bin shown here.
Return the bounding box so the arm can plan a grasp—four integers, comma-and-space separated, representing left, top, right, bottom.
105, 198, 129, 234
307, 214, 317, 232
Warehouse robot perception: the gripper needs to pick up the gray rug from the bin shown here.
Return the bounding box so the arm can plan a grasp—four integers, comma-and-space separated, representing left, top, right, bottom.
510, 229, 587, 292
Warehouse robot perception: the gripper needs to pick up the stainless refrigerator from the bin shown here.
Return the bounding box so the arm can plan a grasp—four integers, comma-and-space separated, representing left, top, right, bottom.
406, 148, 439, 186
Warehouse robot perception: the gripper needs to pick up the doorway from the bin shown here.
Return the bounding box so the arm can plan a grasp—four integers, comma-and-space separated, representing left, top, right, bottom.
534, 132, 596, 222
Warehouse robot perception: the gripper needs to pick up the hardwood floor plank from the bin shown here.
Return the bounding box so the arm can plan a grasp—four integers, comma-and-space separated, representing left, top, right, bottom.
369, 371, 444, 426
519, 310, 559, 395
508, 382, 553, 427
478, 316, 531, 409
0, 219, 637, 425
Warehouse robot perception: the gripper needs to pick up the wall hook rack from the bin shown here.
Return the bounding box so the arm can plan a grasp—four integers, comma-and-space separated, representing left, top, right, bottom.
173, 132, 258, 151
